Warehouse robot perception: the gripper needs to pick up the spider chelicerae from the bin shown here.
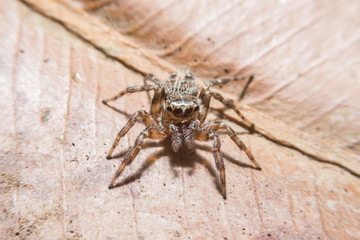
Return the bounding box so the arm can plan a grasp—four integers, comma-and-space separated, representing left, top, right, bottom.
103, 72, 261, 199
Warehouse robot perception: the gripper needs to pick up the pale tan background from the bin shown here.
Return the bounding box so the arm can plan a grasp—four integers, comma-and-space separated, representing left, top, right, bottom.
1, 0, 359, 239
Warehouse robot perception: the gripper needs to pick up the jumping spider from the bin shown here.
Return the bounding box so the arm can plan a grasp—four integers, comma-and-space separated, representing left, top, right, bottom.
103, 72, 261, 199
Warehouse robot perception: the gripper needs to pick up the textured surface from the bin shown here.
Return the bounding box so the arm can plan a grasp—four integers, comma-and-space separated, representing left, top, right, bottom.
75, 0, 360, 155
1, 0, 359, 239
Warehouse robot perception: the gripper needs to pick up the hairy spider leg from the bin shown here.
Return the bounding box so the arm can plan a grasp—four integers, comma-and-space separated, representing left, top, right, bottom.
102, 78, 165, 119
198, 89, 255, 132
106, 110, 157, 159
143, 73, 162, 86
109, 127, 166, 188
149, 87, 165, 118
196, 129, 226, 199
203, 74, 254, 101
102, 84, 158, 104
141, 74, 165, 118
203, 121, 261, 170
204, 74, 250, 89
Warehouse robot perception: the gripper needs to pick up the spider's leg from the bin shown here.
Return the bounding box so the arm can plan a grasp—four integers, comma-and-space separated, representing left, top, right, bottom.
203, 121, 261, 170
102, 84, 157, 104
144, 73, 162, 86
109, 127, 166, 188
106, 110, 157, 159
204, 74, 253, 90
143, 74, 165, 118
239, 74, 254, 101
198, 89, 255, 132
149, 87, 165, 119
211, 131, 226, 199
196, 129, 227, 199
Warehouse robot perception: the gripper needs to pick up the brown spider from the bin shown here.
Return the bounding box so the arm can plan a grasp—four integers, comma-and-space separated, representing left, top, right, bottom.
102, 72, 261, 199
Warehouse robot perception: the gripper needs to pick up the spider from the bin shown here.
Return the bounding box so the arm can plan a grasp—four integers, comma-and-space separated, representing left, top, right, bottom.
102, 72, 261, 199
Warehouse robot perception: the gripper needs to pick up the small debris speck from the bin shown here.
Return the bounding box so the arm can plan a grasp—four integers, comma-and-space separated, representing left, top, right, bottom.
41, 108, 51, 123
174, 231, 181, 237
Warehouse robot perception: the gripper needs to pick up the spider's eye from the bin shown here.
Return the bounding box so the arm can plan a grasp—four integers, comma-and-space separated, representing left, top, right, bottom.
173, 107, 183, 117
166, 106, 172, 112
166, 98, 171, 105
185, 73, 193, 79
184, 107, 194, 117
194, 106, 199, 111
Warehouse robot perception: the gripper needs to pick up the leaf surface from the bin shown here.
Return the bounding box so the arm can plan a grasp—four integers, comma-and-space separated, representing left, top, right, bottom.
1, 0, 359, 239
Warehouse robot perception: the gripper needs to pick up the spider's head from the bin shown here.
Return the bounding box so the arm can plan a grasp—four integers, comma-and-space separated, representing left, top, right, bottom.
164, 96, 199, 118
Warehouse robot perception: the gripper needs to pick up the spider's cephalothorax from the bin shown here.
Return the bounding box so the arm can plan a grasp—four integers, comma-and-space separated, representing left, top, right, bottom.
102, 72, 260, 199
163, 72, 199, 123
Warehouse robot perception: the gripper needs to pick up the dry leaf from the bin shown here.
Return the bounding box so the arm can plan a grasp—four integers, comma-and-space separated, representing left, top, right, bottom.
1, 0, 359, 239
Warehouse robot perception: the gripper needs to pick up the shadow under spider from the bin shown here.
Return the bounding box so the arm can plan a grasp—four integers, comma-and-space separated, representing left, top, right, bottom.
108, 136, 258, 195
102, 102, 133, 118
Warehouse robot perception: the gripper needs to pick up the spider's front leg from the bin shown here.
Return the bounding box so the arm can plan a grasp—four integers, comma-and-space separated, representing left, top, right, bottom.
196, 129, 227, 199
198, 88, 255, 132
143, 73, 162, 86
102, 84, 158, 105
203, 74, 254, 101
109, 127, 166, 188
203, 74, 251, 89
106, 110, 157, 159
203, 121, 261, 170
